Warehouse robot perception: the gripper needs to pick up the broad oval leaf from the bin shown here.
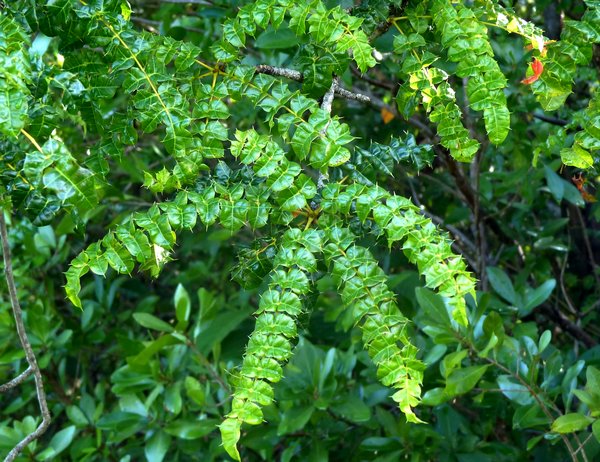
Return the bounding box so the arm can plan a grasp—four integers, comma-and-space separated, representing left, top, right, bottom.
551, 413, 594, 434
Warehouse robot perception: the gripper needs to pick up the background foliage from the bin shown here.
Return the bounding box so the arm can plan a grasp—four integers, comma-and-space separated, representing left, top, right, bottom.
1, 0, 600, 461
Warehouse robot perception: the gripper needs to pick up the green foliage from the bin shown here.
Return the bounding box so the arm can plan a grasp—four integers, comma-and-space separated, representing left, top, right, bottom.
1, 0, 600, 461
218, 0, 376, 73
326, 236, 425, 423
0, 15, 31, 137
431, 0, 510, 146
219, 229, 313, 459
562, 89, 600, 168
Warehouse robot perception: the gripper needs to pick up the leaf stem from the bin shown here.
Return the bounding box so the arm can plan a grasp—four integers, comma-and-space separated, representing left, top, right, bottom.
20, 129, 43, 153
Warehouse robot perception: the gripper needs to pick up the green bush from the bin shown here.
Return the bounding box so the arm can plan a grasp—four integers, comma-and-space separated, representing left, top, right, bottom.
1, 1, 599, 461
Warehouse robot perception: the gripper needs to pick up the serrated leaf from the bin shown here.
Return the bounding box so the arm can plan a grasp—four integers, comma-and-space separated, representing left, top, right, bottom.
561, 145, 594, 169
219, 418, 241, 461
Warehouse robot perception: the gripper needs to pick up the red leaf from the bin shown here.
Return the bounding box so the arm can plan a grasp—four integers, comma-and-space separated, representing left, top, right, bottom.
521, 58, 544, 85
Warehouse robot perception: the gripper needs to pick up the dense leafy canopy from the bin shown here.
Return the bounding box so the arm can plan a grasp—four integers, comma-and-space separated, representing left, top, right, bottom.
1, 0, 600, 461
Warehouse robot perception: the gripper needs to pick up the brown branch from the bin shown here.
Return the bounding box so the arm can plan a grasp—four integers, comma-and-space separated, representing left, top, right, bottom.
547, 301, 597, 348
0, 366, 33, 393
254, 65, 371, 103
320, 77, 337, 114
0, 208, 51, 462
315, 78, 339, 189
471, 149, 489, 290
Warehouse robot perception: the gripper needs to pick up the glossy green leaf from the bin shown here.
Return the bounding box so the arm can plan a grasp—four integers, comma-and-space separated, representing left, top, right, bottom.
277, 405, 314, 435
37, 426, 76, 461
0, 16, 31, 136
560, 145, 594, 169
184, 376, 206, 406
145, 431, 172, 462
593, 420, 600, 443
174, 284, 191, 326
523, 279, 556, 316
497, 375, 534, 406
331, 395, 371, 423
164, 419, 219, 440
513, 405, 550, 430
219, 419, 241, 461
256, 28, 298, 49
445, 365, 489, 396
486, 267, 516, 305
133, 313, 174, 333
551, 413, 594, 434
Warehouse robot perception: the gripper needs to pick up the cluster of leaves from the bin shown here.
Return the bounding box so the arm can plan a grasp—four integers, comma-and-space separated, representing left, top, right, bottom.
216, 0, 376, 72
1, 0, 600, 461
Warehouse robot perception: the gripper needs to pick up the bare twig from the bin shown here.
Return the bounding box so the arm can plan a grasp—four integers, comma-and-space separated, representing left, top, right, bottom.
0, 366, 33, 393
334, 85, 370, 103
559, 254, 579, 317
184, 337, 230, 394
254, 65, 370, 103
315, 78, 339, 189
0, 208, 51, 462
320, 77, 337, 115
547, 303, 597, 348
573, 433, 594, 458
255, 64, 303, 81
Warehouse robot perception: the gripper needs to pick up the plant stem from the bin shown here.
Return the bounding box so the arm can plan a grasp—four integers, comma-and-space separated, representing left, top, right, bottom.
0, 207, 51, 462
254, 65, 370, 103
0, 366, 32, 392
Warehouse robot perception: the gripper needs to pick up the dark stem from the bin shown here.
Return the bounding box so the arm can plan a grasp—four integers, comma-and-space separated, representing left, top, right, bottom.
471, 149, 488, 290
532, 112, 568, 126
547, 303, 597, 348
